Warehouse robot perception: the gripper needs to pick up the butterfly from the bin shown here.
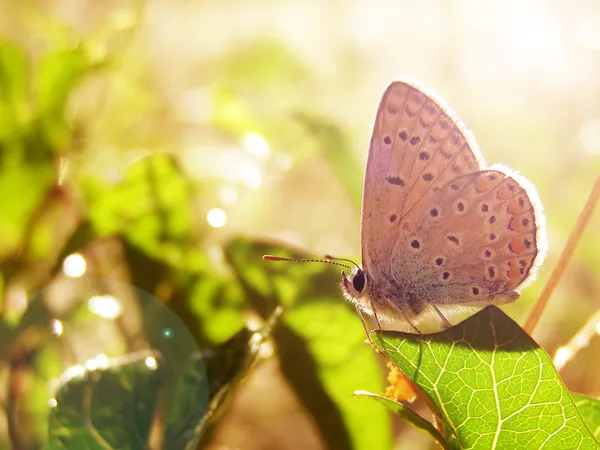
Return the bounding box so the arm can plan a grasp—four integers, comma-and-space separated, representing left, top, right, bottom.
266, 80, 546, 332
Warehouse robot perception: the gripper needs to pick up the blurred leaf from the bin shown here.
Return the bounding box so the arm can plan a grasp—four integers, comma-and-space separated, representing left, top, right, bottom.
573, 394, 600, 440
171, 312, 280, 448
224, 237, 391, 450
294, 111, 363, 209
208, 40, 311, 137
36, 45, 90, 117
185, 274, 246, 344
50, 221, 96, 276
353, 391, 455, 450
372, 306, 600, 449
0, 162, 54, 257
217, 40, 308, 87
86, 154, 194, 261
0, 39, 29, 145
47, 350, 166, 449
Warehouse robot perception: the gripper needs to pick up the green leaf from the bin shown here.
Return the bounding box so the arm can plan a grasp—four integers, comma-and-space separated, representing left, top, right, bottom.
172, 310, 280, 448
573, 394, 600, 440
0, 39, 30, 139
35, 46, 89, 116
47, 315, 276, 450
47, 350, 167, 449
293, 111, 363, 210
371, 306, 600, 449
224, 237, 391, 450
353, 390, 455, 449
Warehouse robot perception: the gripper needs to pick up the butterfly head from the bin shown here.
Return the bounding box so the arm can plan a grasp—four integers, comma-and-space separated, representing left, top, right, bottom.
340, 267, 368, 301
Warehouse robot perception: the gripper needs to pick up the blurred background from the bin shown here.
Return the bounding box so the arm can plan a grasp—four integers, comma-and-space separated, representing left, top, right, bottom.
1, 0, 600, 449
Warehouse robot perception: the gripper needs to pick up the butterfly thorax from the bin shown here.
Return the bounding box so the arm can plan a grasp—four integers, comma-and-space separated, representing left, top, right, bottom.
341, 267, 425, 322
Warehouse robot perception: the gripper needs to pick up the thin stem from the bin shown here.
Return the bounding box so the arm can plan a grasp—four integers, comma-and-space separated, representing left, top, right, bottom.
524, 172, 600, 335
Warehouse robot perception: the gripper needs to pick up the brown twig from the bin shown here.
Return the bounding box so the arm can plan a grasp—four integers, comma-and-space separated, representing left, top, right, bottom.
524, 172, 600, 335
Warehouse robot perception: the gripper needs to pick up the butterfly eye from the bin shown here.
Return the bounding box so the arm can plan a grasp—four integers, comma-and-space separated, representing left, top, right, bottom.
352, 271, 366, 292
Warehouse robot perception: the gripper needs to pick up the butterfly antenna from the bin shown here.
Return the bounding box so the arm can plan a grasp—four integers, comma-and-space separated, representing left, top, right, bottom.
323, 255, 361, 270
262, 255, 353, 270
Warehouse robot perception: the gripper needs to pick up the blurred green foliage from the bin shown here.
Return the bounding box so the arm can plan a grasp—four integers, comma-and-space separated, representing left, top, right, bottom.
2, 2, 600, 450
0, 6, 388, 450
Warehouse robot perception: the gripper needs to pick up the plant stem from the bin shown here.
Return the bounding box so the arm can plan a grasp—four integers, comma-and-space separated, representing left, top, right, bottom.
524, 172, 600, 335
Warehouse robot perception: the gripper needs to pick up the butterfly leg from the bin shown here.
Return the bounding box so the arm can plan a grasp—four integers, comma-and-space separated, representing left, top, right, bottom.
399, 309, 422, 334
355, 305, 372, 334
368, 299, 383, 330
431, 304, 452, 329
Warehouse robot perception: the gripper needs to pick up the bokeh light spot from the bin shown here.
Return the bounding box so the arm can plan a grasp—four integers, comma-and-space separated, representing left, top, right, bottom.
51, 319, 63, 337
207, 208, 227, 228
145, 357, 158, 370
63, 253, 87, 278
88, 295, 123, 319
554, 347, 571, 369
243, 132, 270, 158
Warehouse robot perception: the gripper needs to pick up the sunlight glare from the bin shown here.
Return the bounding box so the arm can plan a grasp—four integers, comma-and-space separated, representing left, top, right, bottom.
176, 88, 211, 124
145, 356, 158, 370
576, 18, 600, 51
243, 132, 270, 158
63, 253, 87, 278
553, 347, 572, 370
243, 164, 263, 189
207, 208, 227, 228
51, 319, 63, 337
88, 295, 123, 319
220, 185, 239, 205
579, 117, 600, 154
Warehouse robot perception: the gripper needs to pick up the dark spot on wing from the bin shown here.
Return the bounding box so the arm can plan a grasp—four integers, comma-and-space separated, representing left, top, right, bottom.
386, 177, 405, 186
447, 235, 459, 245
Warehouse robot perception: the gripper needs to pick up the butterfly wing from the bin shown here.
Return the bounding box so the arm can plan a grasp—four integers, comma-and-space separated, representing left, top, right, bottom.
362, 81, 483, 290
391, 168, 546, 310
360, 80, 545, 320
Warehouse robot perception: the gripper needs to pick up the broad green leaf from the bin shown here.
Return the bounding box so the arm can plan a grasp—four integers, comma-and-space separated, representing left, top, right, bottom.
353, 390, 455, 449
371, 306, 600, 449
47, 315, 276, 450
224, 237, 391, 450
573, 394, 600, 440
47, 350, 167, 449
